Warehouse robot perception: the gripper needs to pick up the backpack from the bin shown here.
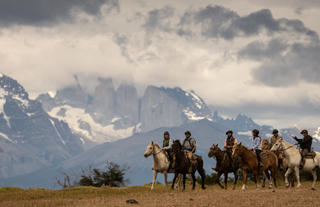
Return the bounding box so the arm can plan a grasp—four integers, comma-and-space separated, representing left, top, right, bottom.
183, 138, 196, 152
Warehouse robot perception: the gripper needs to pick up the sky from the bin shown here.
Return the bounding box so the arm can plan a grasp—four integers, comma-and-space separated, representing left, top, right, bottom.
0, 0, 319, 128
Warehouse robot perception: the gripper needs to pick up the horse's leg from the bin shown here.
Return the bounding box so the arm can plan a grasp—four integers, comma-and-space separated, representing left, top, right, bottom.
176, 174, 181, 190
183, 173, 186, 191
265, 170, 272, 188
224, 172, 228, 190
233, 170, 238, 190
191, 173, 196, 190
253, 172, 258, 189
171, 172, 178, 190
312, 168, 317, 190
285, 168, 293, 188
294, 167, 301, 188
151, 170, 157, 190
242, 171, 247, 190
216, 171, 224, 189
272, 167, 277, 188
164, 172, 168, 188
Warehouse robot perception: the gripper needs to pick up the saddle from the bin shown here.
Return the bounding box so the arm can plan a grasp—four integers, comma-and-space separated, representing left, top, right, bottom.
305, 151, 316, 159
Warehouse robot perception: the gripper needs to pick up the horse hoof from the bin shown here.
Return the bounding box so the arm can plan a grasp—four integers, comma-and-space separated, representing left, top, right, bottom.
272, 189, 276, 192
312, 188, 316, 191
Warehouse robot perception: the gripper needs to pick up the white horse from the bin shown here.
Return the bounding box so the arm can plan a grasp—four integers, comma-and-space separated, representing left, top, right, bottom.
144, 141, 180, 190
271, 139, 320, 189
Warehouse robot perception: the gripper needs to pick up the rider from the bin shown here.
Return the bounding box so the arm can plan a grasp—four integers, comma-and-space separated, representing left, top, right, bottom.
270, 129, 284, 169
250, 129, 262, 170
224, 130, 238, 168
292, 129, 313, 169
182, 131, 196, 160
162, 131, 173, 169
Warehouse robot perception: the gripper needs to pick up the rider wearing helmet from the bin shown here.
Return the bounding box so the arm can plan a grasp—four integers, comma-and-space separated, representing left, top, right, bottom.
292, 129, 313, 169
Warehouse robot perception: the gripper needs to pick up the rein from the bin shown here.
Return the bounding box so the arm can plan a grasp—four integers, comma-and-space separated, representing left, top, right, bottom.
280, 143, 294, 151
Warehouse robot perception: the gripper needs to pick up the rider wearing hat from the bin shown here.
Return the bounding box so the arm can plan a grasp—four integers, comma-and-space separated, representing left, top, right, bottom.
250, 129, 262, 170
270, 129, 284, 169
292, 129, 313, 169
162, 131, 173, 170
182, 131, 196, 160
270, 129, 283, 146
224, 130, 238, 168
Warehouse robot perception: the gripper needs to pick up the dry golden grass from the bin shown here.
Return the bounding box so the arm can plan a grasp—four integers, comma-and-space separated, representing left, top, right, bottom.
0, 182, 320, 207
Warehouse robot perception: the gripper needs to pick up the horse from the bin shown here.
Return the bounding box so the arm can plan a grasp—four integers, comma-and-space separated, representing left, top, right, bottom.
232, 143, 278, 190
208, 144, 239, 190
171, 140, 206, 190
144, 141, 181, 190
261, 138, 272, 150
271, 139, 320, 190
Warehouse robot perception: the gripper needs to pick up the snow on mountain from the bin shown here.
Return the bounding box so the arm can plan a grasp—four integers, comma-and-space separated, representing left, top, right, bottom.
0, 74, 84, 179
48, 105, 140, 143
37, 79, 214, 144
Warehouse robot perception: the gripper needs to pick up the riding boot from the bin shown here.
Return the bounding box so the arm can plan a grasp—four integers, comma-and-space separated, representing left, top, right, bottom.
299, 158, 304, 170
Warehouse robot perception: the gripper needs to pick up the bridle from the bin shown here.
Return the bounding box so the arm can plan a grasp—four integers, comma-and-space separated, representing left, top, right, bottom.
151, 144, 162, 155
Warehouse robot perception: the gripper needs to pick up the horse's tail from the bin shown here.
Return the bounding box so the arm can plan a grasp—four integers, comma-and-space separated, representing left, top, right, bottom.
195, 156, 206, 189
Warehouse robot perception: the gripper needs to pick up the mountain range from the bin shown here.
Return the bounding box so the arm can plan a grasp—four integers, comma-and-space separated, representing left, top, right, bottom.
0, 73, 320, 188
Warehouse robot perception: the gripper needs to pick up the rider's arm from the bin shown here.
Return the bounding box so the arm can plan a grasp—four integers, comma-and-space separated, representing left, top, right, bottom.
191, 146, 196, 153
224, 139, 228, 149
234, 138, 238, 145
191, 139, 196, 153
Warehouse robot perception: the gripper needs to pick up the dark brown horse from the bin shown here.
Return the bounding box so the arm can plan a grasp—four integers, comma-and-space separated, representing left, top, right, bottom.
232, 143, 278, 190
171, 140, 206, 190
208, 144, 239, 190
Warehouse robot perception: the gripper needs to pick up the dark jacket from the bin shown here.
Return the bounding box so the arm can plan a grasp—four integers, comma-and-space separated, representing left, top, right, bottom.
294, 135, 313, 151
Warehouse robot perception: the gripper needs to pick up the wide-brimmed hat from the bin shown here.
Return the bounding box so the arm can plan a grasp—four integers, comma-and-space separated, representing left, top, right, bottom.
226, 130, 233, 135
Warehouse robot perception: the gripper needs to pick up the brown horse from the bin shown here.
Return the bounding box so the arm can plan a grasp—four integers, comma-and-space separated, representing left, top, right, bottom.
261, 138, 272, 150
171, 140, 206, 190
232, 143, 278, 190
208, 144, 239, 190
261, 138, 295, 187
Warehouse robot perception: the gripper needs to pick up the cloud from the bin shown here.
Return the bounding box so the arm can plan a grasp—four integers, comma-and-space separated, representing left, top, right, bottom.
251, 43, 320, 87
176, 5, 319, 41
142, 6, 175, 33
0, 0, 119, 27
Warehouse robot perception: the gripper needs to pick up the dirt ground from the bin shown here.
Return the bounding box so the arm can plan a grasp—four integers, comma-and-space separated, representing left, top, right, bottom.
0, 182, 320, 207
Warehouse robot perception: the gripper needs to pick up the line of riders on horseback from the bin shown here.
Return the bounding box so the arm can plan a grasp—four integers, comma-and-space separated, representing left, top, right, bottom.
144, 128, 320, 191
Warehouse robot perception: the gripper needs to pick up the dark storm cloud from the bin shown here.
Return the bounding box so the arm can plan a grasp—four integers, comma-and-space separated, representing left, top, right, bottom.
142, 6, 175, 33
0, 0, 119, 27
177, 5, 318, 41
251, 43, 320, 87
239, 39, 288, 61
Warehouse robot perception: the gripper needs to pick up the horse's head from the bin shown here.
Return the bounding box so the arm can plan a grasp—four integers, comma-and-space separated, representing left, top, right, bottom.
171, 140, 182, 169
232, 143, 244, 158
271, 139, 282, 152
172, 140, 182, 153
208, 144, 220, 158
144, 141, 154, 158
261, 138, 271, 150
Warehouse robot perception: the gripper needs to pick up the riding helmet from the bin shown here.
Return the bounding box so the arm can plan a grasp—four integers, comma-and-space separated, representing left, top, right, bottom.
226, 130, 233, 135
185, 131, 191, 136
164, 131, 170, 136
272, 129, 279, 134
